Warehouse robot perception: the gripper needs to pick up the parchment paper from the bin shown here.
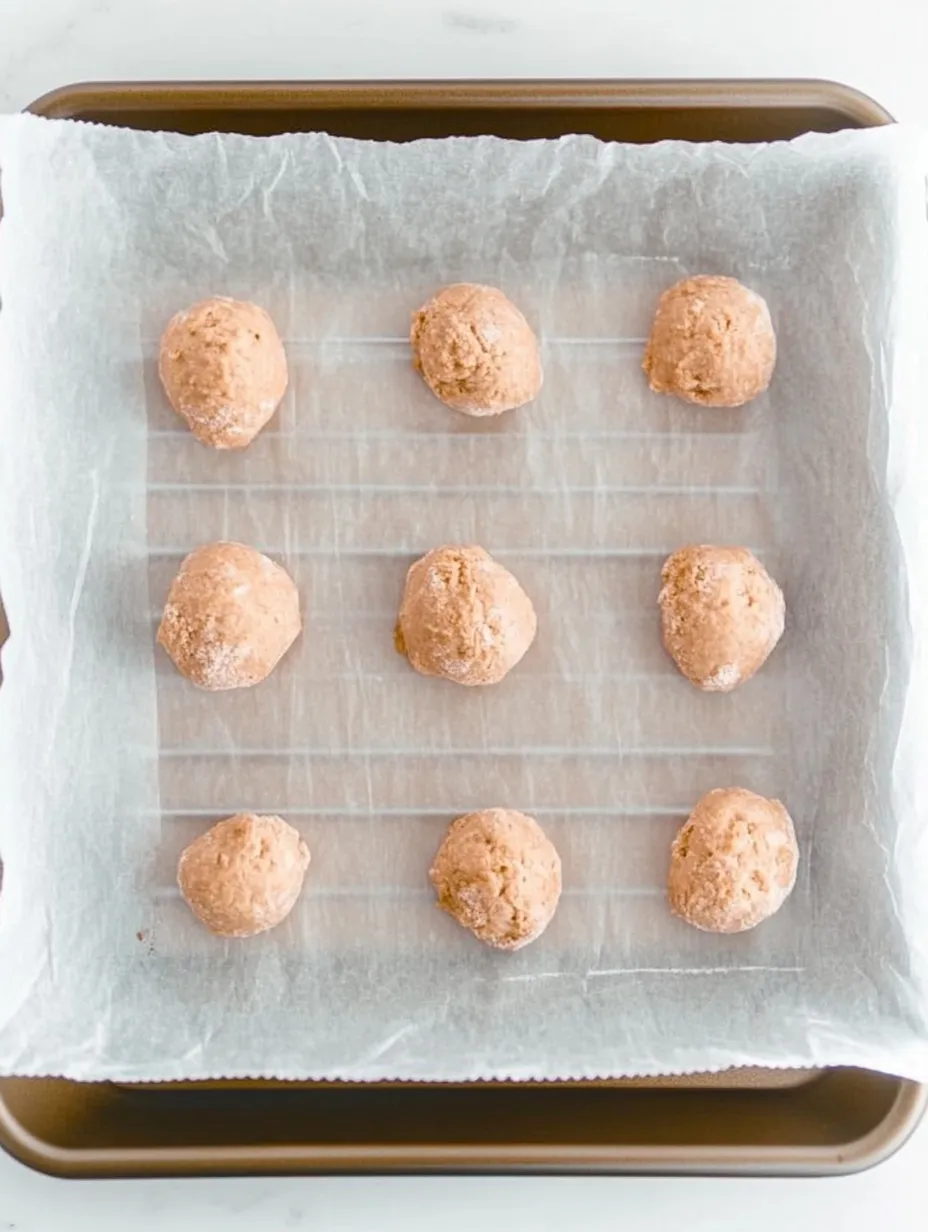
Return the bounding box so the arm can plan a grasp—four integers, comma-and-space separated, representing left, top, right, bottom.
1, 114, 927, 1081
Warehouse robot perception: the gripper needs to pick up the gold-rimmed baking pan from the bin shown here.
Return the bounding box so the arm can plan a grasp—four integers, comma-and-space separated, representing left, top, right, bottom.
0, 78, 921, 1179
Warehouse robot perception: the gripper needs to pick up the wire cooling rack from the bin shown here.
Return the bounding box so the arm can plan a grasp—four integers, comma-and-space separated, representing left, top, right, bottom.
145, 296, 796, 973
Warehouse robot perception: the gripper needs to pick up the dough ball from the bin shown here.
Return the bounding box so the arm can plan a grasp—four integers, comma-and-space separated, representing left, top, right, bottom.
178, 813, 310, 937
158, 541, 301, 690
158, 296, 288, 448
410, 283, 542, 416
430, 809, 562, 950
659, 545, 784, 691
668, 788, 798, 933
643, 275, 775, 407
396, 545, 536, 686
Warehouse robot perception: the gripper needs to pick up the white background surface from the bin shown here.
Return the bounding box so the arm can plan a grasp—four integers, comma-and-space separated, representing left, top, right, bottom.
1, 0, 927, 1227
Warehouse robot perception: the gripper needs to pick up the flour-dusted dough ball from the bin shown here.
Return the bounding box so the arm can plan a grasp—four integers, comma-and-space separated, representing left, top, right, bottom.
643, 275, 776, 407
396, 545, 536, 686
178, 813, 311, 938
669, 788, 798, 933
158, 541, 301, 690
158, 296, 288, 448
430, 809, 562, 950
659, 545, 784, 692
410, 283, 543, 416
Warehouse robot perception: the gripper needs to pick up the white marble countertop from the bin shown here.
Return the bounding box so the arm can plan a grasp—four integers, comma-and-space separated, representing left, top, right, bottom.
2, 1, 928, 1227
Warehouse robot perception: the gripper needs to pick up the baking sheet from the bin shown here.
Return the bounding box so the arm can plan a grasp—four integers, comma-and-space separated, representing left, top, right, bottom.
1, 114, 927, 1082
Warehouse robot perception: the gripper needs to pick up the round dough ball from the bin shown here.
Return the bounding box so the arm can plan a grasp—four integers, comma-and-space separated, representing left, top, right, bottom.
659, 545, 784, 692
158, 541, 301, 690
643, 275, 775, 407
396, 545, 536, 686
158, 296, 288, 448
410, 283, 542, 416
668, 788, 798, 933
430, 809, 562, 950
178, 813, 310, 938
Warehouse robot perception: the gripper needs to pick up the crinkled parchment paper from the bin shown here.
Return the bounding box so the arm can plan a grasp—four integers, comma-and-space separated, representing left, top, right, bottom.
1, 114, 927, 1081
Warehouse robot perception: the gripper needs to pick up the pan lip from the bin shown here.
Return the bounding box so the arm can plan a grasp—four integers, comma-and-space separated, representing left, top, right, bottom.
0, 1074, 925, 1179
25, 76, 894, 128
